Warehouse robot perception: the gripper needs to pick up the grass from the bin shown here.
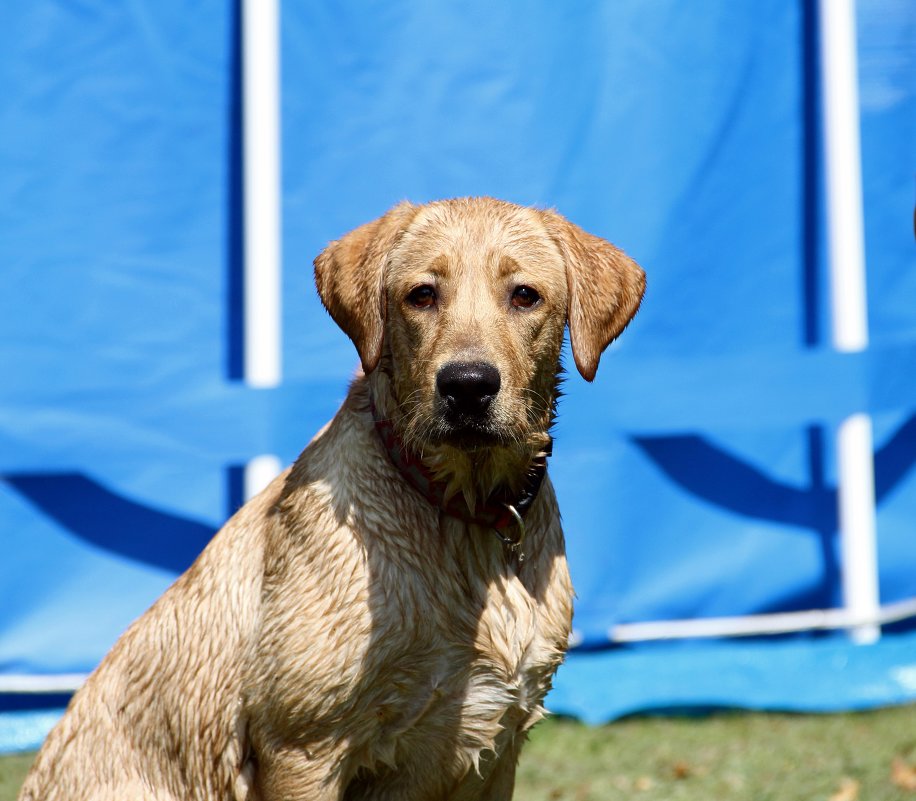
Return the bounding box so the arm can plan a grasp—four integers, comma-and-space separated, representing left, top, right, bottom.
2, 706, 915, 800
516, 707, 916, 801
0, 753, 33, 801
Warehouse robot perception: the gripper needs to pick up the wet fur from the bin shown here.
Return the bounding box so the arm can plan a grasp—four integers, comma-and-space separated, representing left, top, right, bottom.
19, 197, 644, 801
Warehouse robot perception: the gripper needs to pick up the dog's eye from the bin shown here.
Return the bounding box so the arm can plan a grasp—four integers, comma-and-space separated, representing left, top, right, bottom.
511, 285, 541, 309
406, 285, 437, 309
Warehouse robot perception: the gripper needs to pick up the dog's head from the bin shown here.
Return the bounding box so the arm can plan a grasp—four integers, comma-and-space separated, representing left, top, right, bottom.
315, 198, 644, 457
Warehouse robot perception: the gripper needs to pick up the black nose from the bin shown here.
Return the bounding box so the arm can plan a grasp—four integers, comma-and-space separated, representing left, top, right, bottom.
436, 361, 501, 418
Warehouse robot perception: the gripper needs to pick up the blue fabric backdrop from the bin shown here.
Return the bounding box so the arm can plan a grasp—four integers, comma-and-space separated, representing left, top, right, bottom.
1, 0, 915, 751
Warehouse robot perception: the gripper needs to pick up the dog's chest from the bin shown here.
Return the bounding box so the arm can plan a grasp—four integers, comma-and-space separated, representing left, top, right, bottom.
257, 494, 571, 796
351, 535, 565, 786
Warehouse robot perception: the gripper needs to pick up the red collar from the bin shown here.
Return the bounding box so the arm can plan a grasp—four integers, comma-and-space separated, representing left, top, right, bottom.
369, 397, 550, 553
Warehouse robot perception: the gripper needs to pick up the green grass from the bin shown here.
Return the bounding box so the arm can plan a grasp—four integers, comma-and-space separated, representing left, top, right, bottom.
516, 707, 916, 801
0, 753, 33, 801
3, 706, 915, 800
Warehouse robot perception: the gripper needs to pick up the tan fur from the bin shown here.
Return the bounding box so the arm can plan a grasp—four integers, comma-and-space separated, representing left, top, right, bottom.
19, 197, 644, 801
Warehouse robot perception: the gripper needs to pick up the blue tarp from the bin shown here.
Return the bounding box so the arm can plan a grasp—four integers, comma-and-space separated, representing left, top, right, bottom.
2, 0, 915, 752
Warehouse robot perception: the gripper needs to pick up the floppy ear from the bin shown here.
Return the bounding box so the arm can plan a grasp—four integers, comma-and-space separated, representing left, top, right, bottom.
539, 210, 645, 381
314, 201, 418, 373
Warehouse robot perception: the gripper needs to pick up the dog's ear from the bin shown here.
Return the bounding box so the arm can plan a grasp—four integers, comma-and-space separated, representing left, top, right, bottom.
314, 202, 418, 373
539, 210, 645, 381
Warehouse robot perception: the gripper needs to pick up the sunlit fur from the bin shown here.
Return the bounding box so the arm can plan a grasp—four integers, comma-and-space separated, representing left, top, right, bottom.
18, 197, 643, 801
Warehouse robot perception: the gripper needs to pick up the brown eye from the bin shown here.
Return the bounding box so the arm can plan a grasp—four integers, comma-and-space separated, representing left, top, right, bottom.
511, 285, 541, 309
406, 284, 437, 309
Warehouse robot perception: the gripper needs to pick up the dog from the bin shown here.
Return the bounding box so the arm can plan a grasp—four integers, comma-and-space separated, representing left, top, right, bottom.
19, 197, 644, 801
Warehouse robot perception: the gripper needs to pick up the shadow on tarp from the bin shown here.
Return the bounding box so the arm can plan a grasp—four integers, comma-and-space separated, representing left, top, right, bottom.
3, 473, 216, 574
4, 414, 914, 578
632, 414, 916, 530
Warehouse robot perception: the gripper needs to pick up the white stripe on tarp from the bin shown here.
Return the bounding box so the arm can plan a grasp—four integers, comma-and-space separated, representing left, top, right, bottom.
819, 0, 880, 645
609, 596, 916, 643
0, 674, 88, 694
242, 0, 283, 498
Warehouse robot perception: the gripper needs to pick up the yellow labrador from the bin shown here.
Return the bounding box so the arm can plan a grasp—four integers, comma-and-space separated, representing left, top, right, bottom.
19, 198, 644, 801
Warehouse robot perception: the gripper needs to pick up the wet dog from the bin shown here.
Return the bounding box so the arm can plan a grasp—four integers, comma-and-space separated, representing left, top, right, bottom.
20, 197, 644, 801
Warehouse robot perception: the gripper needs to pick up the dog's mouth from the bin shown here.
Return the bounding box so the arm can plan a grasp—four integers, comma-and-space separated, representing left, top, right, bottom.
396, 400, 515, 452
436, 416, 507, 450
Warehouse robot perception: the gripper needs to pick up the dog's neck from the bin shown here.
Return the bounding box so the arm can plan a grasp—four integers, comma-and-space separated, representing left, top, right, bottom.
359, 372, 553, 519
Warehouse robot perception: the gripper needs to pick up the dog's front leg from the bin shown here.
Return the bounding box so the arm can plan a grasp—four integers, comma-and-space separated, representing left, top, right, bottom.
247, 740, 349, 801
442, 739, 521, 801
476, 743, 522, 801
